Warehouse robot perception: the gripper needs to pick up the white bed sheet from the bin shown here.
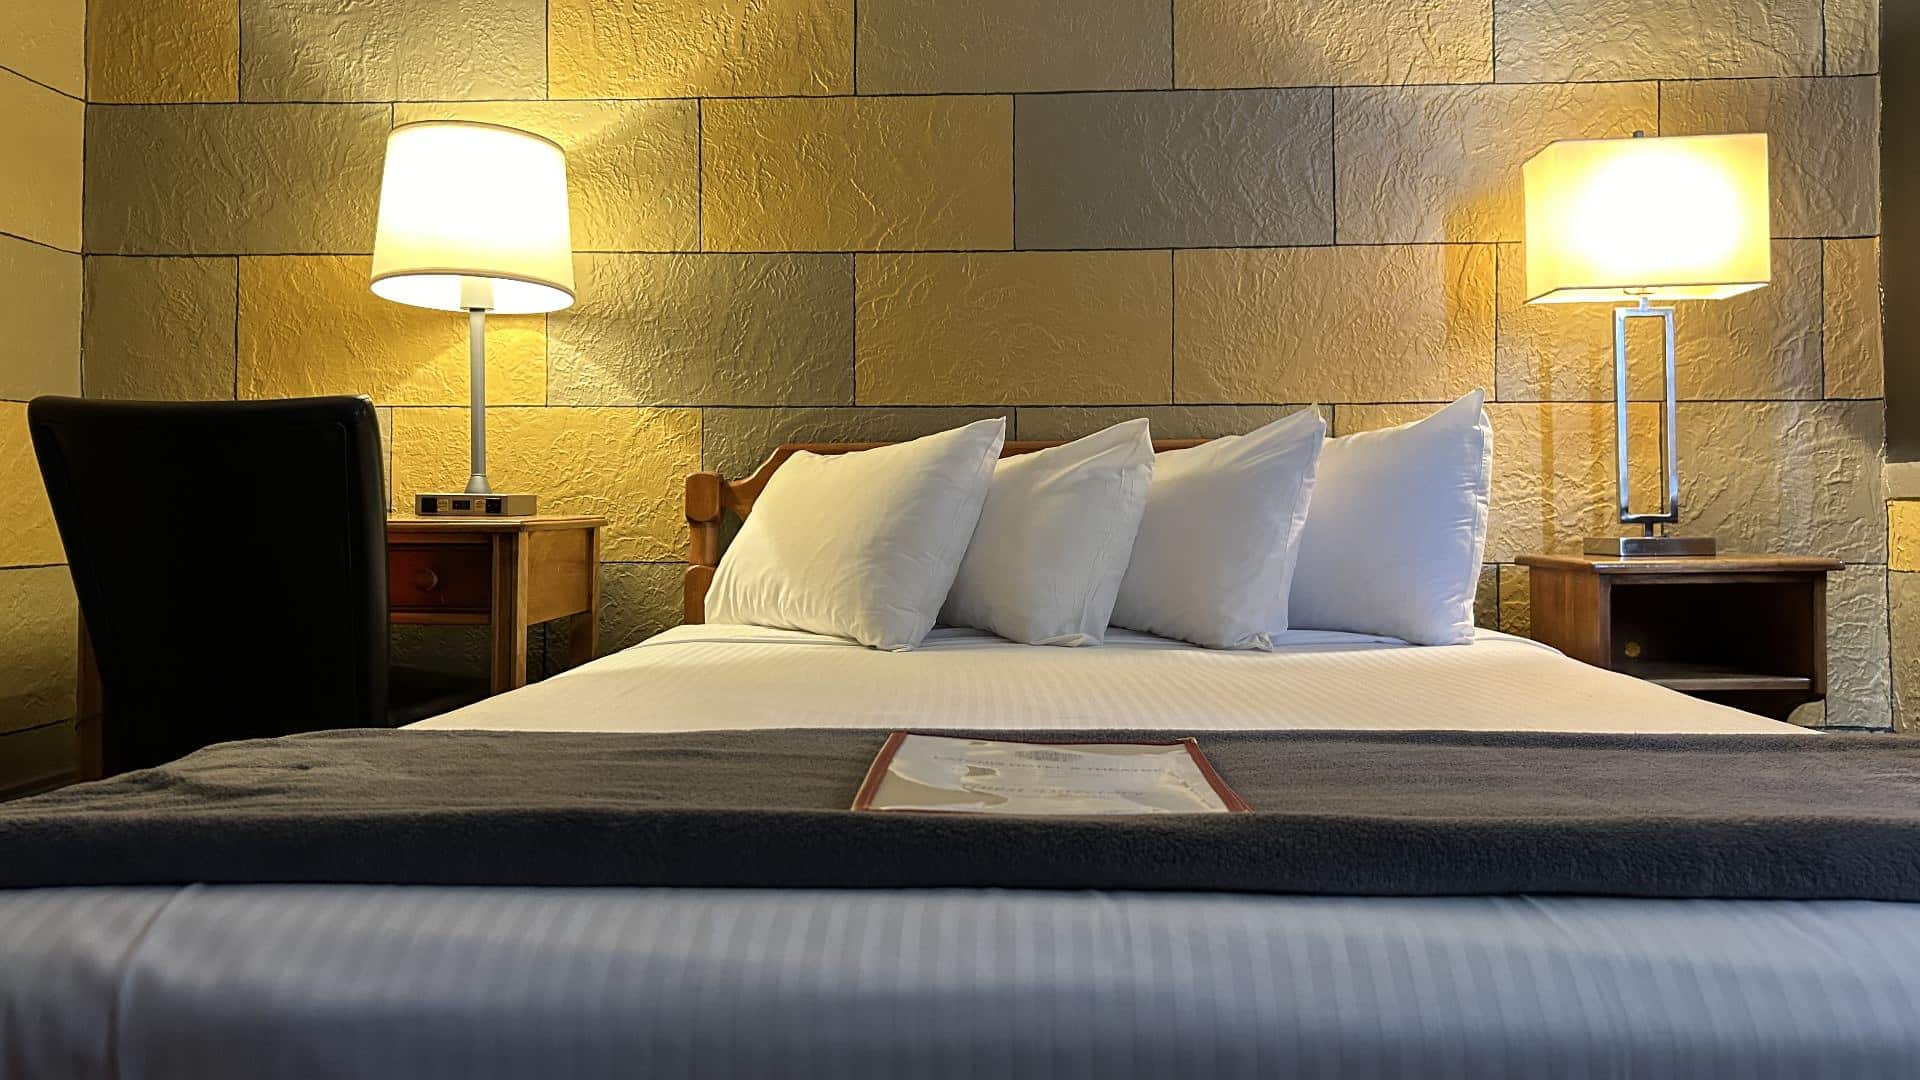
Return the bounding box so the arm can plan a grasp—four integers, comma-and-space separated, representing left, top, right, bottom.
414, 623, 1796, 735
10, 624, 1864, 1078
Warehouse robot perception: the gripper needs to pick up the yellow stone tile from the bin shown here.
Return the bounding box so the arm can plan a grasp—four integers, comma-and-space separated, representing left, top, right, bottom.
0, 566, 77, 737
550, 0, 852, 98
1824, 238, 1883, 400
1827, 0, 1880, 75
0, 71, 82, 253
88, 0, 238, 103
1662, 76, 1880, 238
1472, 564, 1499, 630
1334, 81, 1657, 244
84, 256, 238, 401
1891, 502, 1920, 572
1497, 563, 1531, 638
0, 402, 64, 568
0, 235, 80, 400
238, 256, 546, 407
1493, 0, 1820, 82
0, 0, 85, 97
702, 96, 1012, 252
856, 251, 1170, 405
1341, 401, 1661, 562
392, 100, 699, 253
551, 254, 853, 406
861, 0, 1170, 93
85, 104, 388, 255
1495, 240, 1822, 402
1898, 572, 1920, 732
1176, 245, 1493, 403
1178, 0, 1490, 87
0, 719, 76, 795
390, 406, 699, 561
241, 0, 545, 101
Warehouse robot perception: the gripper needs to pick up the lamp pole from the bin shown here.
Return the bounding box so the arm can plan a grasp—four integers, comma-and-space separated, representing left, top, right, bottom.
466, 307, 490, 495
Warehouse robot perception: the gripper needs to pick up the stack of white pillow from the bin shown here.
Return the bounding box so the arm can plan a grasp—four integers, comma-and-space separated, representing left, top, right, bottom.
707, 391, 1494, 652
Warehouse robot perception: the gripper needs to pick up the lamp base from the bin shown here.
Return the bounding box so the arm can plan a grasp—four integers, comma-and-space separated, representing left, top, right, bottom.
1583, 534, 1717, 558
415, 492, 539, 517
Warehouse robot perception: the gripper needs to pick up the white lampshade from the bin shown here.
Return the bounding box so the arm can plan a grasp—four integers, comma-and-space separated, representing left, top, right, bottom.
370, 121, 575, 315
1522, 132, 1771, 304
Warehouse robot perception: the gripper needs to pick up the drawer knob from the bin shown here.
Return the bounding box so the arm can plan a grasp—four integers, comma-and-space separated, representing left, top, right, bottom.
412, 568, 440, 592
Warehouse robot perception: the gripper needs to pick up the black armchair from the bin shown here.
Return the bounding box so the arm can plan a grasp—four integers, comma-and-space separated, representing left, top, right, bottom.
29, 396, 470, 775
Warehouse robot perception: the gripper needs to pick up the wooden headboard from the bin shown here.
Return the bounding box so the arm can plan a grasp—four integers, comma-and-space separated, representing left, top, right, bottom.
682, 438, 1207, 623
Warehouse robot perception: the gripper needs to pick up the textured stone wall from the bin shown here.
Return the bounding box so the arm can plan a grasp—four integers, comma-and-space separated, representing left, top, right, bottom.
0, 1, 83, 793
67, 0, 1891, 724
1895, 500, 1919, 729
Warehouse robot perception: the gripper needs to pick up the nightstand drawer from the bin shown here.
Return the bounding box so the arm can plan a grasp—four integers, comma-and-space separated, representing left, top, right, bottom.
388, 545, 492, 611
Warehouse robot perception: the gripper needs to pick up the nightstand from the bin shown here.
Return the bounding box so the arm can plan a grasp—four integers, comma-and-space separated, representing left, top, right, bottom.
386, 515, 605, 694
1514, 553, 1843, 721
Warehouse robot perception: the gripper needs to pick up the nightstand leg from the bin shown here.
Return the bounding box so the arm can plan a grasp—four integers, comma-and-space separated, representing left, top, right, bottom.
564, 526, 600, 671
488, 534, 530, 694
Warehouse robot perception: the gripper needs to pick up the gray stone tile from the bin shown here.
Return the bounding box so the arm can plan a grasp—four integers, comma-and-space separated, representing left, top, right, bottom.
1178, 0, 1489, 87
1333, 81, 1655, 244
859, 0, 1169, 93
550, 254, 854, 407
240, 0, 547, 101
1676, 401, 1885, 563
1014, 404, 1311, 441
1821, 563, 1891, 729
700, 406, 1014, 478
1015, 89, 1332, 249
599, 562, 686, 652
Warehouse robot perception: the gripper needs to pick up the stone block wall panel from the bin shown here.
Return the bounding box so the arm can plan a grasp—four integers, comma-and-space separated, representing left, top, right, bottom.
65, 0, 1888, 726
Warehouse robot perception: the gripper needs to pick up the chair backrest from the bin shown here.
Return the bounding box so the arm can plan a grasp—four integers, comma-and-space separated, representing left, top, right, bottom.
29, 396, 389, 773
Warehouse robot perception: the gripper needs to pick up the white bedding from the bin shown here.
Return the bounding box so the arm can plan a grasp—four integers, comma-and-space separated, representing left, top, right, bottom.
415, 623, 1796, 735
8, 623, 1896, 1079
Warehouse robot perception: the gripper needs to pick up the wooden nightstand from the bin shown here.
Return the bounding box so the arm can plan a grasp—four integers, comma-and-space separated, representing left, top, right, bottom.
1515, 553, 1843, 720
386, 515, 605, 694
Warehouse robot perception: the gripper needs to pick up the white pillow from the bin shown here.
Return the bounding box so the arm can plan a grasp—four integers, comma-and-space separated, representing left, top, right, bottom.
1109, 408, 1325, 649
1288, 390, 1493, 646
706, 418, 1006, 650
940, 419, 1154, 646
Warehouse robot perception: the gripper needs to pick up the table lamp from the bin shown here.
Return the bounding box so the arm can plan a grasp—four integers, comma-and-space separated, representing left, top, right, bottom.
1522, 131, 1770, 557
370, 120, 575, 517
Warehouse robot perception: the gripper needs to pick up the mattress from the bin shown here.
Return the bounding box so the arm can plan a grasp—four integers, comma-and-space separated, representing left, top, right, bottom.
413, 623, 1795, 735
7, 625, 1902, 1078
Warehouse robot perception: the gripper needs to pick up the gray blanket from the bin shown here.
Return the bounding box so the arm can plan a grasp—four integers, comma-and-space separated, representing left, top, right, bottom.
3, 728, 1919, 899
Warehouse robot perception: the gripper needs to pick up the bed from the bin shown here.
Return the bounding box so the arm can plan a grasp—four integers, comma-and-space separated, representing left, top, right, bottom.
3, 441, 1918, 1079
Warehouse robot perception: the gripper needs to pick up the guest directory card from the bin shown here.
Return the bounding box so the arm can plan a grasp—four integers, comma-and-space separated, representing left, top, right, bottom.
853, 733, 1249, 815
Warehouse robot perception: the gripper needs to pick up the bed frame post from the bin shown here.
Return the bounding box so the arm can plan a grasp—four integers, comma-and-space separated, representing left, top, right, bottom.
685, 472, 723, 624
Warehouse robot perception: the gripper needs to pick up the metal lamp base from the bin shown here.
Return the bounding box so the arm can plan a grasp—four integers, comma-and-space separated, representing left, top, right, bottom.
1583, 534, 1717, 558
409, 304, 539, 518
415, 492, 539, 516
